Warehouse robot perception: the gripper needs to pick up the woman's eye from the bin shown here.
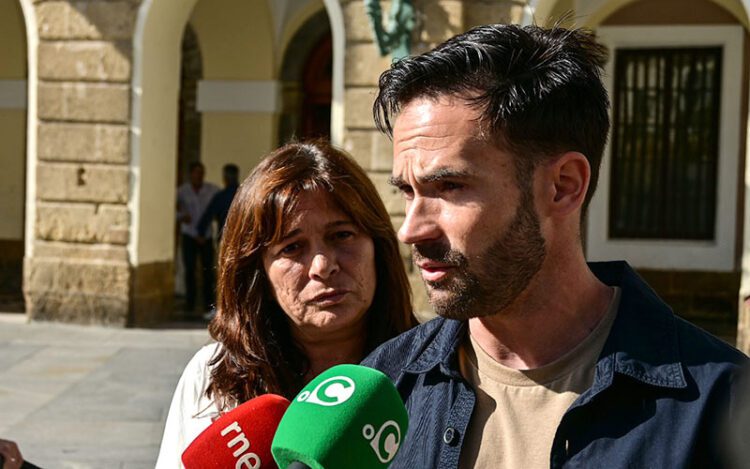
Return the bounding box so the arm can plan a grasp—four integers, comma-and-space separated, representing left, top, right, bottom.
280, 243, 301, 255
333, 231, 355, 241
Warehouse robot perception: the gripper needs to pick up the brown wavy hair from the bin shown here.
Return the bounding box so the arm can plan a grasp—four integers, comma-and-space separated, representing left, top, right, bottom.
206, 141, 416, 410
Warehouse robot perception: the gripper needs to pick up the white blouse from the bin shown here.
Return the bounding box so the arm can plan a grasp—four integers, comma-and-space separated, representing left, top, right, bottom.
155, 343, 236, 469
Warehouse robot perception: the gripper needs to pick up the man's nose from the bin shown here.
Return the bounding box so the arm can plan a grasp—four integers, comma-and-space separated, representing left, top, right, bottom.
398, 197, 441, 245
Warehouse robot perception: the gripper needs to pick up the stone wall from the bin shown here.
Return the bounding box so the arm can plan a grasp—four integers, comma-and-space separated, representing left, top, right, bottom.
339, 0, 525, 321
26, 0, 140, 326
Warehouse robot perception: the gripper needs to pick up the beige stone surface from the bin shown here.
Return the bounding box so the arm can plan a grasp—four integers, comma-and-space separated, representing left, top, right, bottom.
415, 0, 464, 43
345, 43, 393, 87
39, 41, 132, 82
341, 130, 372, 169
38, 123, 129, 164
36, 1, 138, 41
131, 261, 174, 326
38, 82, 130, 123
343, 0, 389, 42
464, 0, 526, 28
25, 257, 130, 298
342, 129, 394, 171
369, 170, 404, 215
344, 87, 379, 129
25, 289, 129, 326
33, 240, 129, 262
36, 163, 129, 204
36, 202, 129, 244
739, 300, 750, 354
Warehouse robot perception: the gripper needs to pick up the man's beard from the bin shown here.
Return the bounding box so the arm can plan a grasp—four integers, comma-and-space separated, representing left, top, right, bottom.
413, 194, 546, 320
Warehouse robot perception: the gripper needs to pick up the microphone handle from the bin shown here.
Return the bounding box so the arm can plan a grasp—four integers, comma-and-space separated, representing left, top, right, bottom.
287, 462, 312, 469
0, 455, 43, 469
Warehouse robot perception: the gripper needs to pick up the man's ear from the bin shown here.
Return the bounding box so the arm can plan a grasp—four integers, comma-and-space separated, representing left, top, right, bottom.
542, 152, 590, 218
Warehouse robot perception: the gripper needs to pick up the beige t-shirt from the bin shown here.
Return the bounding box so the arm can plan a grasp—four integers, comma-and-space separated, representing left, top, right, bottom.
458, 288, 621, 469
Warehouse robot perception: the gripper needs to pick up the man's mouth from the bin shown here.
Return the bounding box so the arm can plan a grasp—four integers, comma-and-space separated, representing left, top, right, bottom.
416, 261, 455, 283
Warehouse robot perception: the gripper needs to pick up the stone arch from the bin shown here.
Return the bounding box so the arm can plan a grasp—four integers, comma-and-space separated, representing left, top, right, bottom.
278, 8, 332, 144
176, 24, 203, 186
0, 0, 34, 311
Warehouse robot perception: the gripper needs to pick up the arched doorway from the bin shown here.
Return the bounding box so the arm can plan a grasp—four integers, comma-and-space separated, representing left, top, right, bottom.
300, 35, 333, 140
0, 0, 28, 313
278, 9, 333, 144
173, 23, 204, 311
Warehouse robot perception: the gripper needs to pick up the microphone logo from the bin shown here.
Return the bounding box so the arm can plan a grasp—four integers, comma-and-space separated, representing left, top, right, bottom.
362, 421, 402, 464
296, 376, 356, 406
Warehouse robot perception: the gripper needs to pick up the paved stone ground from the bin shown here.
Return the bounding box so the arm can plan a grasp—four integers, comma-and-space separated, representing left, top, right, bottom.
0, 312, 210, 468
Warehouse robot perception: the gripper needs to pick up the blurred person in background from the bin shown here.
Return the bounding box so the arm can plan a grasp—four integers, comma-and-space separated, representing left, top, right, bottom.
197, 163, 240, 240
176, 162, 219, 316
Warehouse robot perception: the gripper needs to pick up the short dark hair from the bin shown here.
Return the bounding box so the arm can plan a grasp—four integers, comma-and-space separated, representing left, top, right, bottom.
373, 24, 610, 214
188, 161, 204, 173
223, 163, 240, 180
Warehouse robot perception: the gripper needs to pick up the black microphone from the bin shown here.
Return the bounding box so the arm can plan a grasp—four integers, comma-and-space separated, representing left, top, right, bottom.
0, 454, 44, 469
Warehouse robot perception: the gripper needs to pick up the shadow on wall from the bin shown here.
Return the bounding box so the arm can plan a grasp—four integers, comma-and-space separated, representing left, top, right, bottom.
37, 2, 137, 62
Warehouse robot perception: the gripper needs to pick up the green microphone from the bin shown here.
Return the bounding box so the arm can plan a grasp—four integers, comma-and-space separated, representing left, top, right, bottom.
271, 364, 408, 469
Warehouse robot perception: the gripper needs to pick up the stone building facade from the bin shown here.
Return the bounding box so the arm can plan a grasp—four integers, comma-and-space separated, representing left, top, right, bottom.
4, 0, 750, 353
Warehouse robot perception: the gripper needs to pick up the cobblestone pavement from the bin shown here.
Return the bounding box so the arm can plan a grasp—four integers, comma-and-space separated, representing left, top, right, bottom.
0, 313, 210, 468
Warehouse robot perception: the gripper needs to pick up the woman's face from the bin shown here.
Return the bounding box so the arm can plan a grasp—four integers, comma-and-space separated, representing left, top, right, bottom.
262, 190, 377, 342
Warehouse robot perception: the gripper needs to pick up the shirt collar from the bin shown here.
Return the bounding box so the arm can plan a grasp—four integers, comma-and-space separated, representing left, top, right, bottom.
402, 318, 465, 378
591, 261, 687, 390
401, 261, 687, 390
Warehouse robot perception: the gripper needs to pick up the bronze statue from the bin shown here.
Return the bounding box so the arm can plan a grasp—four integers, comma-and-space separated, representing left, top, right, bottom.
364, 0, 415, 60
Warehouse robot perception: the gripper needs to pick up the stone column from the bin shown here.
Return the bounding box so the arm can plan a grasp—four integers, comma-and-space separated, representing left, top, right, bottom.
339, 0, 527, 321
26, 0, 140, 325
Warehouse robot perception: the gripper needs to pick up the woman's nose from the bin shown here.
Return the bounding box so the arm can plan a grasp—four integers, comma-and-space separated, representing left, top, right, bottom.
309, 250, 340, 280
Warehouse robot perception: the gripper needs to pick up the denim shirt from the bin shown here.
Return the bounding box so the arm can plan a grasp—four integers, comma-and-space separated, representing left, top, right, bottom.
362, 261, 747, 468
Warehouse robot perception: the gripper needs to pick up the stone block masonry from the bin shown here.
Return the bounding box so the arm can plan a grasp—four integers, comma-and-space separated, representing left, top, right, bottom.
38, 123, 129, 164
26, 0, 140, 326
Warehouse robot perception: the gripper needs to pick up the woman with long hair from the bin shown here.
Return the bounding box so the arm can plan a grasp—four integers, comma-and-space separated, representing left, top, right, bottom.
156, 141, 415, 466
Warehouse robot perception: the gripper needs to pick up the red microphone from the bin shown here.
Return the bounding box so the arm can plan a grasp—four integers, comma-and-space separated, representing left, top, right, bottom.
182, 394, 291, 469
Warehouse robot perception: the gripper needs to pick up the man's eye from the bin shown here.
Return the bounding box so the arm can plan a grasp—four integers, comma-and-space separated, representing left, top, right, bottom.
441, 181, 463, 191
398, 185, 414, 199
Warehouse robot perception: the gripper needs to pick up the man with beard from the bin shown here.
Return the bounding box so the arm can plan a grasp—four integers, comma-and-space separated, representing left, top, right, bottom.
362, 24, 746, 468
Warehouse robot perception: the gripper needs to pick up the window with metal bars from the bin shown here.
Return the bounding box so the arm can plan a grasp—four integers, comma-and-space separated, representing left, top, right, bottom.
609, 47, 722, 240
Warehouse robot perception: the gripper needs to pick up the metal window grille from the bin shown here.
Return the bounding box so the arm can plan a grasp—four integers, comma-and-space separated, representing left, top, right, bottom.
609, 47, 722, 240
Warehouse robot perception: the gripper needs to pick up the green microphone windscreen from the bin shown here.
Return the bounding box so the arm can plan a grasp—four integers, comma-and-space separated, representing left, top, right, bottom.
271, 364, 408, 469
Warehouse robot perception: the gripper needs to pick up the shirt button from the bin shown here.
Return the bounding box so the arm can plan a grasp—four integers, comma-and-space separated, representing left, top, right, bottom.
443, 427, 457, 445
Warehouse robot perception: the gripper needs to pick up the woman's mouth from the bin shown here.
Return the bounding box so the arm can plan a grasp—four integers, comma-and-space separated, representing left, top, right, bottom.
308, 290, 349, 306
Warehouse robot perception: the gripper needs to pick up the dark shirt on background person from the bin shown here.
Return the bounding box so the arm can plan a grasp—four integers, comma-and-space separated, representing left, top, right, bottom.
197, 164, 239, 239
